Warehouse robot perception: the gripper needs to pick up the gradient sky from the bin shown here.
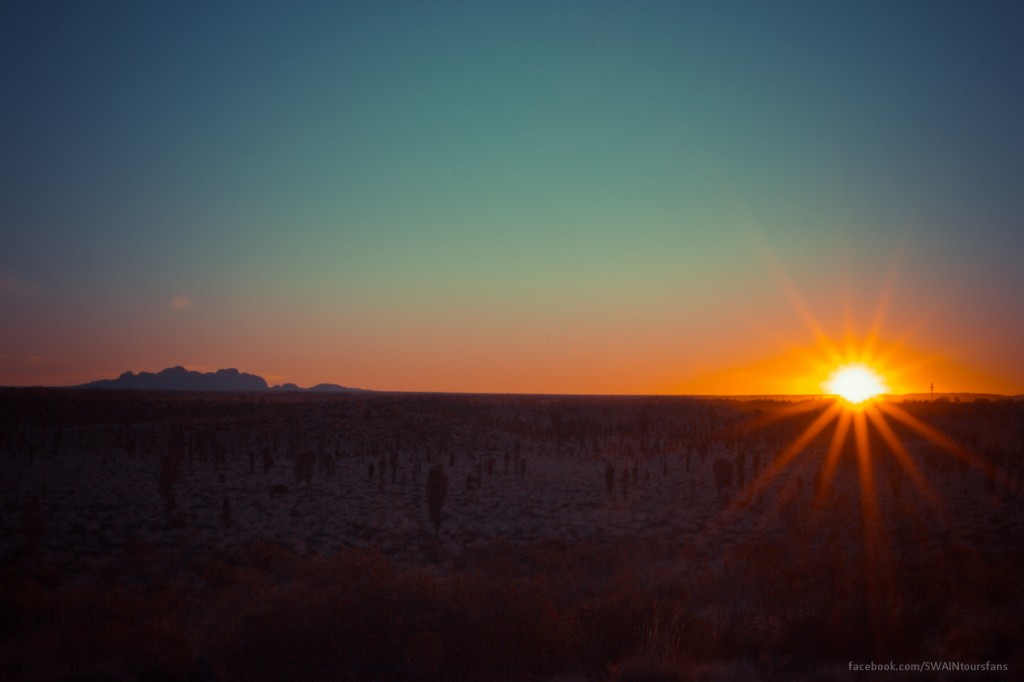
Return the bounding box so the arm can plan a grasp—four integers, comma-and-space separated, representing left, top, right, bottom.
3, 1, 1023, 394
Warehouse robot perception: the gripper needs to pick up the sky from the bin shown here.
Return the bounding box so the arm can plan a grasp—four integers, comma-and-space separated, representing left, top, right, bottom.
3, 1, 1023, 395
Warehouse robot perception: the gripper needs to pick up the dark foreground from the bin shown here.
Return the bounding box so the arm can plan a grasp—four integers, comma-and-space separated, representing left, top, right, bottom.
1, 389, 1021, 680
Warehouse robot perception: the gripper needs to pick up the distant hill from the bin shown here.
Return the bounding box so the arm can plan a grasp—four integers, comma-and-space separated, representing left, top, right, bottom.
270, 381, 363, 393
306, 383, 359, 393
78, 367, 367, 393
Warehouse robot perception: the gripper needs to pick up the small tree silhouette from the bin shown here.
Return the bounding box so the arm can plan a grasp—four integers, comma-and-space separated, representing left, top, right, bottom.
712, 457, 733, 501
426, 463, 448, 536
158, 446, 185, 519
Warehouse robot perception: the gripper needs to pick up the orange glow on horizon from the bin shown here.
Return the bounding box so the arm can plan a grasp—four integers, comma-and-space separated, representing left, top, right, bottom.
662, 246, 1005, 398
5, 242, 1016, 395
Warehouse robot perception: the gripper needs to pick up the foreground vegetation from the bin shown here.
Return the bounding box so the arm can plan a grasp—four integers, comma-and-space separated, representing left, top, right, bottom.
2, 530, 1021, 681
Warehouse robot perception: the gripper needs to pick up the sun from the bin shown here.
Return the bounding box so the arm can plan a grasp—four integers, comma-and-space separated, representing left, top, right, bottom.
824, 363, 888, 404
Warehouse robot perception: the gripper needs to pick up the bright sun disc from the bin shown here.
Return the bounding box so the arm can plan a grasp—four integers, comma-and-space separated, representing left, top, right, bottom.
824, 364, 888, 404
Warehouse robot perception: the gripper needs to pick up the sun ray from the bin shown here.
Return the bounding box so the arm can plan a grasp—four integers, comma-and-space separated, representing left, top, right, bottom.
813, 407, 852, 507
708, 400, 843, 544
841, 281, 860, 364
761, 401, 841, 482
859, 260, 899, 364
728, 397, 829, 435
864, 404, 942, 509
854, 403, 904, 655
769, 262, 845, 368
875, 401, 996, 478
853, 409, 879, 531
871, 344, 934, 393
720, 459, 815, 552
730, 401, 842, 509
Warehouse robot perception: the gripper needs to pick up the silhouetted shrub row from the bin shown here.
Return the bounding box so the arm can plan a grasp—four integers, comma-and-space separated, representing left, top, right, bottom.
2, 533, 1021, 681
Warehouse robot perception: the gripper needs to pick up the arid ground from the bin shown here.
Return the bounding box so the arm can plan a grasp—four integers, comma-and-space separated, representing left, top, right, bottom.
1, 390, 1021, 680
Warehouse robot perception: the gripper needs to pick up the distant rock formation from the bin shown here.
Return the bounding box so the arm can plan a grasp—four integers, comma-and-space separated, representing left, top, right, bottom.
81, 366, 268, 391
307, 383, 356, 393
270, 382, 361, 393
79, 366, 366, 393
273, 383, 304, 392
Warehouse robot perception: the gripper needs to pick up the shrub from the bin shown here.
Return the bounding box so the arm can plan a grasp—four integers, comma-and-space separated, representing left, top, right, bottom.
426, 464, 448, 535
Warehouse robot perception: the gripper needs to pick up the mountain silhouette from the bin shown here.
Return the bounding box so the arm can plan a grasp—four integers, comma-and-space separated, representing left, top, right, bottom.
81, 366, 268, 391
307, 383, 358, 393
79, 366, 366, 393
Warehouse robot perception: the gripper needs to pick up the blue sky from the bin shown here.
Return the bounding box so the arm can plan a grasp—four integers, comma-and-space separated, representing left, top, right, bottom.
3, 1, 1023, 393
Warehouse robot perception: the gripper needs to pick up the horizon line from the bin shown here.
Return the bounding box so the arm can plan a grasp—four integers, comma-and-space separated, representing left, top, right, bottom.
1, 384, 1019, 401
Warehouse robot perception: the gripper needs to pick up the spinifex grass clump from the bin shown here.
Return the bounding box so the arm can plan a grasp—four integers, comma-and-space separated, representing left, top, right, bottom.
426, 463, 448, 535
